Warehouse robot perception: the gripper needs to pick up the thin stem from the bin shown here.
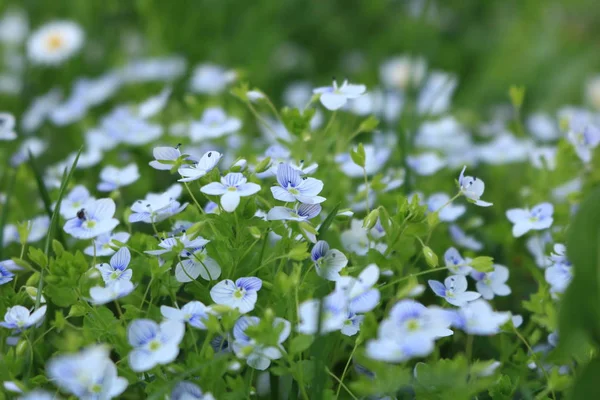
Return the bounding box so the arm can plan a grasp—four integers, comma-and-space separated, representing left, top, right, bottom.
326, 368, 358, 400
363, 166, 370, 213
512, 326, 556, 400
381, 265, 450, 288
335, 340, 359, 399
184, 182, 205, 215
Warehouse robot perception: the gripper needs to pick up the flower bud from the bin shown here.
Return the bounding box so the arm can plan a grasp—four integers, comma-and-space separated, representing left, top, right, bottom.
422, 246, 438, 268
362, 209, 380, 230
255, 157, 272, 173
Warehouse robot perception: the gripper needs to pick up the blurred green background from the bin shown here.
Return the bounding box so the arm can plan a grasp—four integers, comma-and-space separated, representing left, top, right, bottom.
2, 0, 600, 114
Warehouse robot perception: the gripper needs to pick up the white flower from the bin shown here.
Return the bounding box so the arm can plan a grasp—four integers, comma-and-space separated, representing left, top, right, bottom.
0, 112, 17, 140
127, 319, 185, 372
471, 265, 511, 300
453, 299, 510, 335
428, 275, 481, 307
0, 10, 28, 45
526, 113, 560, 142
201, 173, 260, 212
137, 87, 171, 119
458, 166, 493, 207
232, 316, 291, 370
89, 280, 134, 305
336, 144, 391, 177
380, 55, 426, 89
120, 56, 187, 83
340, 219, 387, 256
47, 345, 127, 399
271, 163, 325, 204
427, 193, 465, 222
129, 190, 188, 224
417, 71, 457, 115
149, 146, 182, 171
178, 150, 222, 182
566, 112, 600, 163
266, 203, 322, 222
506, 202, 554, 238
313, 79, 366, 110
96, 247, 132, 286
335, 264, 381, 313
27, 21, 84, 65
0, 305, 46, 330
210, 277, 263, 314
190, 108, 241, 141
449, 225, 483, 251
189, 63, 236, 94
97, 163, 140, 192
22, 89, 61, 133
161, 301, 212, 329
63, 198, 119, 240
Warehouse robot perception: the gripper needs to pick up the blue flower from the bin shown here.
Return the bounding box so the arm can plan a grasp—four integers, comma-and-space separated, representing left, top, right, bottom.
83, 231, 130, 257
96, 247, 132, 285
172, 381, 214, 400
506, 202, 554, 237
471, 264, 511, 300
428, 275, 481, 307
190, 107, 241, 141
341, 312, 364, 336
0, 305, 46, 331
0, 263, 14, 285
210, 277, 262, 314
127, 319, 185, 372
178, 150, 222, 182
458, 166, 492, 207
97, 163, 140, 192
335, 264, 380, 313
129, 187, 188, 224
297, 291, 348, 335
452, 299, 510, 335
89, 280, 134, 305
313, 79, 366, 110
63, 198, 119, 240
267, 203, 322, 222
443, 247, 472, 275
271, 163, 325, 204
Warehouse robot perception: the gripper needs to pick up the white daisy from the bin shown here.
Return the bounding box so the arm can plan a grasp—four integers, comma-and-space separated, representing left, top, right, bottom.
27, 21, 84, 66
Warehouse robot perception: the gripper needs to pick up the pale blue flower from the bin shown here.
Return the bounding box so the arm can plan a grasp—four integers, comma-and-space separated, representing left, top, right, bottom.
0, 263, 14, 285
458, 166, 492, 207
417, 71, 457, 115
210, 277, 262, 314
407, 152, 446, 176
0, 112, 17, 140
47, 345, 127, 399
190, 107, 241, 141
341, 312, 364, 336
232, 316, 291, 370
335, 264, 380, 313
172, 381, 215, 400
189, 63, 236, 94
506, 202, 554, 237
175, 246, 221, 282
271, 163, 325, 204
11, 137, 47, 166
427, 193, 466, 222
129, 189, 188, 224
178, 150, 222, 182
267, 203, 322, 222
471, 265, 511, 300
63, 198, 119, 239
313, 79, 366, 110
127, 319, 185, 372
89, 280, 134, 305
149, 145, 182, 171
428, 275, 481, 307
566, 111, 600, 163
84, 231, 130, 257
443, 247, 472, 275
17, 390, 56, 400
120, 56, 187, 83
311, 240, 348, 281
336, 144, 391, 177
58, 185, 95, 219
201, 172, 261, 212
101, 107, 162, 146
452, 299, 510, 335
449, 224, 483, 251
0, 305, 46, 331
297, 291, 347, 335
366, 335, 433, 363
378, 300, 453, 343
161, 301, 212, 329
97, 163, 140, 192
96, 247, 132, 286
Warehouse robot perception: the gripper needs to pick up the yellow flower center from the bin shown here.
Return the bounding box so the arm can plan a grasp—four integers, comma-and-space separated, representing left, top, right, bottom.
46, 33, 64, 51
149, 340, 161, 351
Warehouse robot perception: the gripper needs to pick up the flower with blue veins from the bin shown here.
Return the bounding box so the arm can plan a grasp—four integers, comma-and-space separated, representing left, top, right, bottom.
149, 145, 185, 171
89, 280, 134, 305
449, 224, 483, 251
63, 198, 119, 240
190, 107, 241, 141
200, 172, 261, 213
378, 300, 454, 342
129, 191, 188, 224
271, 163, 325, 204
0, 305, 46, 331
127, 319, 185, 372
311, 240, 348, 281
341, 312, 364, 336
0, 263, 14, 285
83, 231, 130, 257
458, 166, 493, 207
335, 264, 381, 313
443, 247, 473, 275
232, 316, 291, 370
506, 202, 554, 237
566, 111, 600, 163
471, 264, 511, 300
210, 277, 263, 314
97, 163, 140, 192
47, 345, 127, 399
178, 150, 222, 182
175, 246, 221, 282
297, 290, 348, 335
161, 301, 213, 329
267, 203, 322, 222
427, 193, 466, 222
95, 247, 132, 286
428, 275, 481, 307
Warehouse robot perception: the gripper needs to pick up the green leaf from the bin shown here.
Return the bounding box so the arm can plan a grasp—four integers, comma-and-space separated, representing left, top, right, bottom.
569, 356, 600, 399
350, 143, 366, 168
289, 334, 314, 354
555, 187, 600, 361
317, 202, 340, 238
288, 242, 310, 261
28, 247, 48, 269
281, 107, 316, 136
358, 115, 379, 133
508, 85, 525, 109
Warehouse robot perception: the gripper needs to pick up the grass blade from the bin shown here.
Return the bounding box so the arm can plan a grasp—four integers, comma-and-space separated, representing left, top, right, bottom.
35, 147, 83, 309
317, 202, 340, 238
27, 150, 54, 218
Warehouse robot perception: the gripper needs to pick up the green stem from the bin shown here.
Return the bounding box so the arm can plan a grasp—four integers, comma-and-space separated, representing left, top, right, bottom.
326, 368, 358, 400
184, 182, 205, 215
512, 326, 556, 400
335, 340, 359, 399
